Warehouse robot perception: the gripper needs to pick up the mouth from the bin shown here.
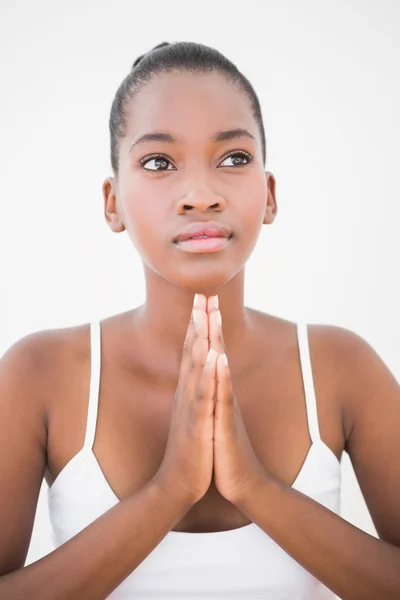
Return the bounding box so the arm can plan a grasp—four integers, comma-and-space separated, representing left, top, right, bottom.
173, 222, 233, 254
174, 235, 232, 253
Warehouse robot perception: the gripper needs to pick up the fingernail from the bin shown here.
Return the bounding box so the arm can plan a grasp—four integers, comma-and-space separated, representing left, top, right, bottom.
220, 353, 228, 366
213, 295, 219, 310
206, 348, 218, 362
194, 293, 199, 307
216, 310, 222, 326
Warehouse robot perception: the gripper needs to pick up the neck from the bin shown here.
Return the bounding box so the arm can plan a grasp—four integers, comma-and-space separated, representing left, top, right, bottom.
134, 267, 250, 368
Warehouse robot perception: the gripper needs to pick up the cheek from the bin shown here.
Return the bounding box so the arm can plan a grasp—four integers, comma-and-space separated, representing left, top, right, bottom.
118, 180, 167, 251
235, 184, 267, 240
125, 208, 161, 257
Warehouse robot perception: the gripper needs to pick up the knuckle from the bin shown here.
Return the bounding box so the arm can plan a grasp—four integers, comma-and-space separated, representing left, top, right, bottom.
188, 360, 196, 372
195, 386, 205, 401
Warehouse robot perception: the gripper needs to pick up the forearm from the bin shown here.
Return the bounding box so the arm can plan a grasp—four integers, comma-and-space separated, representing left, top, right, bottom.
235, 475, 400, 600
0, 478, 192, 600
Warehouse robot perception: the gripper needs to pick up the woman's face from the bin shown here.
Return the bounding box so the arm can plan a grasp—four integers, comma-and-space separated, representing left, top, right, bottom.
104, 70, 277, 291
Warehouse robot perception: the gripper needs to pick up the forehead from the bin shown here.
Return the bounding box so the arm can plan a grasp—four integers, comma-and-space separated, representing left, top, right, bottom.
124, 70, 257, 143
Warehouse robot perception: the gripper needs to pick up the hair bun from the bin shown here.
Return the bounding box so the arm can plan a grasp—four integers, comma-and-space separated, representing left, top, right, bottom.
132, 42, 171, 70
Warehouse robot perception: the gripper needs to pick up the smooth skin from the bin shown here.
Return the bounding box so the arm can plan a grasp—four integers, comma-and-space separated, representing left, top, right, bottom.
1, 69, 400, 599
157, 292, 268, 507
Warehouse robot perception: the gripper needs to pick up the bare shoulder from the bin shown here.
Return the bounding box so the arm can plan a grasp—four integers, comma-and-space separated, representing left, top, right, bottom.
1, 321, 96, 420
250, 309, 394, 436
248, 307, 359, 363
0, 325, 82, 574
1, 322, 87, 365
250, 307, 383, 388
255, 313, 400, 545
0, 325, 74, 468
317, 324, 400, 545
1, 326, 69, 402
259, 313, 398, 417
304, 323, 400, 441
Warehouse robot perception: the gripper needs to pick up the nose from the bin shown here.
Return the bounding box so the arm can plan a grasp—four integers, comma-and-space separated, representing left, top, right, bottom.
176, 186, 226, 214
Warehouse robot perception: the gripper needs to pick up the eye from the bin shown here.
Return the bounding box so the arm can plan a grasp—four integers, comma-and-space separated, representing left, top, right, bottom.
140, 154, 176, 171
139, 150, 253, 171
218, 150, 253, 168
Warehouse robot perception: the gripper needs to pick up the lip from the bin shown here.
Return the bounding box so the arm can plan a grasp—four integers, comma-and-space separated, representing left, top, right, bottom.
173, 221, 232, 244
174, 237, 231, 253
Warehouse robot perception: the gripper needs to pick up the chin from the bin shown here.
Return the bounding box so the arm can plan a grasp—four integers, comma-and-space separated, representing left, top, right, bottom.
169, 266, 239, 293
145, 251, 247, 292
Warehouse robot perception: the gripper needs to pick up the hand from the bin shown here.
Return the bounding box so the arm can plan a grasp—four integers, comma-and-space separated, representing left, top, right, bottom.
154, 294, 218, 506
207, 296, 268, 505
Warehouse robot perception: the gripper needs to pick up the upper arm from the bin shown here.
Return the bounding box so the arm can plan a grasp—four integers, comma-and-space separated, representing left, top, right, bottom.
0, 332, 49, 575
332, 326, 400, 547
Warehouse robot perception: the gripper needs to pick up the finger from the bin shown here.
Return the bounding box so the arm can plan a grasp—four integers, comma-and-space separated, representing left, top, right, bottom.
180, 293, 206, 370
207, 295, 226, 355
179, 293, 208, 392
193, 348, 218, 417
215, 353, 234, 427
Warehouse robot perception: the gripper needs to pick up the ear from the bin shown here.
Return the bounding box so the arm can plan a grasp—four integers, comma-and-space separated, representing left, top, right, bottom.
263, 171, 278, 225
103, 177, 125, 233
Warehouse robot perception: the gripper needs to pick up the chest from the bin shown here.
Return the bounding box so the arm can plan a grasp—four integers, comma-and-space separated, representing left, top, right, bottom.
46, 327, 343, 532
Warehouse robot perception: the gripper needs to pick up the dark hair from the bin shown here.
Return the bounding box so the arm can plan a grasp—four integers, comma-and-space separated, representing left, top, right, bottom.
109, 41, 267, 173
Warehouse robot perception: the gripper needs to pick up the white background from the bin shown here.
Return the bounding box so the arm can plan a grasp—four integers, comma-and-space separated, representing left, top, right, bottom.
1, 0, 399, 596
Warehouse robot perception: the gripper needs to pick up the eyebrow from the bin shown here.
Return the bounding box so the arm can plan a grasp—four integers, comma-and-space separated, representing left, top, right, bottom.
129, 128, 256, 152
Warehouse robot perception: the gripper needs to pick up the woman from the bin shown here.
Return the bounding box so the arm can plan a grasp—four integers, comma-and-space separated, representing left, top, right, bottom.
1, 41, 400, 599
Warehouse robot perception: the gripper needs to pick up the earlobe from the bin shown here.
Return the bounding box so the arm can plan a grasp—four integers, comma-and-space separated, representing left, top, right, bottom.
263, 207, 275, 225
263, 171, 277, 225
103, 177, 125, 233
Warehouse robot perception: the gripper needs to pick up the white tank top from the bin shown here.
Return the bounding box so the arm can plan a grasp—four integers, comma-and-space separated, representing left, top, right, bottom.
48, 321, 341, 599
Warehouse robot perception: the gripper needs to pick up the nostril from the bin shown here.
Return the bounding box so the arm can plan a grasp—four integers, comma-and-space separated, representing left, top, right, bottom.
182, 203, 221, 211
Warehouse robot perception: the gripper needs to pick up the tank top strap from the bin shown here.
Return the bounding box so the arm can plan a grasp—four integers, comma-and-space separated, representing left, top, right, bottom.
296, 322, 321, 444
83, 320, 102, 450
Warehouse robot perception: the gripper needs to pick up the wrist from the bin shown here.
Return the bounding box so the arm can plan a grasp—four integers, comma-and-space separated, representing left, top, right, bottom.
150, 475, 196, 513
232, 468, 272, 510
